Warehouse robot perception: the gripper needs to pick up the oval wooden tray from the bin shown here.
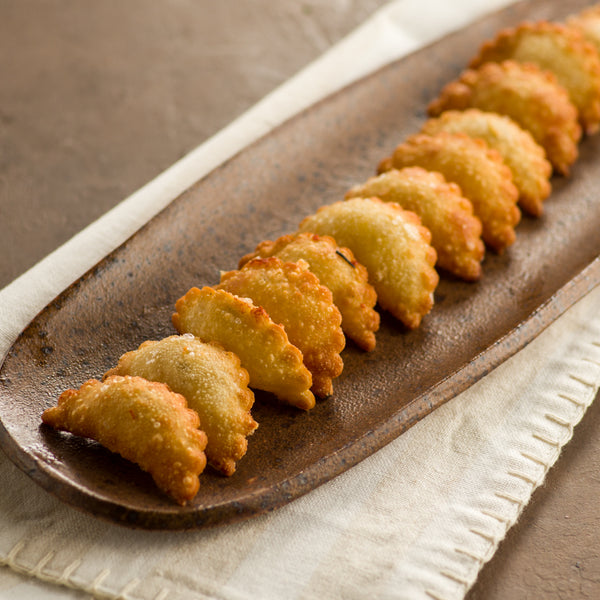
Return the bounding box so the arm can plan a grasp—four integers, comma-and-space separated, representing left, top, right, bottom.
1, 0, 600, 530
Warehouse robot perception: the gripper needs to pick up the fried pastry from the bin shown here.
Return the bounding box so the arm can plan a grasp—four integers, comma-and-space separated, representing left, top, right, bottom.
42, 375, 208, 505
217, 257, 345, 398
298, 197, 438, 329
469, 21, 600, 134
421, 109, 552, 217
568, 5, 600, 55
427, 60, 581, 175
240, 233, 379, 351
378, 132, 520, 253
345, 167, 484, 281
173, 287, 315, 410
104, 335, 257, 476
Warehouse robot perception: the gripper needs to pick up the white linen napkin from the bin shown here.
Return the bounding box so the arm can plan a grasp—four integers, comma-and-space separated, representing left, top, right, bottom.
1, 0, 599, 599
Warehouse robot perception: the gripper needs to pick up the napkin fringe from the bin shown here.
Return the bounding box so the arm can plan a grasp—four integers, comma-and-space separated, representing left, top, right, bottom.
0, 541, 148, 600
424, 334, 600, 600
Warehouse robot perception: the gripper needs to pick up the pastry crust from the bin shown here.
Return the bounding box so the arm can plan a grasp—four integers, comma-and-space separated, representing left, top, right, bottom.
217, 258, 345, 398
240, 233, 379, 351
421, 109, 552, 217
378, 132, 520, 253
428, 61, 581, 175
568, 5, 600, 55
42, 375, 208, 505
346, 167, 484, 281
469, 21, 600, 134
298, 197, 438, 329
104, 335, 257, 476
173, 287, 315, 410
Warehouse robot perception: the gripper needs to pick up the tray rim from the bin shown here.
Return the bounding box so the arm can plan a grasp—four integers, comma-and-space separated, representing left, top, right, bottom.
1, 0, 599, 530
4, 254, 598, 530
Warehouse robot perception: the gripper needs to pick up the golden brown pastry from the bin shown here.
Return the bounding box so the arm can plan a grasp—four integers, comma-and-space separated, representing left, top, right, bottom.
345, 167, 484, 281
216, 257, 345, 398
298, 197, 438, 329
173, 287, 315, 410
104, 335, 257, 476
240, 233, 379, 351
469, 21, 600, 134
428, 60, 581, 175
421, 109, 552, 216
568, 5, 600, 55
42, 375, 208, 505
378, 132, 520, 253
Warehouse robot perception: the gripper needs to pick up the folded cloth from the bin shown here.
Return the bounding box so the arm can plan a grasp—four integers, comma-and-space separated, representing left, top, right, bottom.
1, 0, 599, 599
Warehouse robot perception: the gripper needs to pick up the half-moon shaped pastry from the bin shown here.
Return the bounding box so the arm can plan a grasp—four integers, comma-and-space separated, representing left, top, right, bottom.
427, 60, 581, 175
240, 233, 379, 351
378, 132, 520, 253
298, 197, 438, 329
104, 335, 257, 476
346, 167, 484, 281
469, 21, 600, 134
217, 257, 345, 398
173, 287, 315, 410
568, 6, 600, 55
421, 109, 552, 217
42, 375, 208, 505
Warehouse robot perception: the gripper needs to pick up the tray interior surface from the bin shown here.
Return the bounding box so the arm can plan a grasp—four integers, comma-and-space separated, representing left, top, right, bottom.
1, 0, 599, 529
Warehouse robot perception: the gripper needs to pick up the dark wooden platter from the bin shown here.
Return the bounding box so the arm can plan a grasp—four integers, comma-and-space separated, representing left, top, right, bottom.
1, 0, 600, 530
